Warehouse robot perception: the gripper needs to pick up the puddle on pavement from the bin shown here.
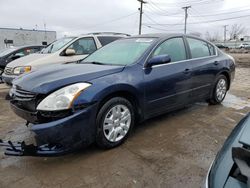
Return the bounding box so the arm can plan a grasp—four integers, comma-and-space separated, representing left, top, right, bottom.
222, 93, 250, 110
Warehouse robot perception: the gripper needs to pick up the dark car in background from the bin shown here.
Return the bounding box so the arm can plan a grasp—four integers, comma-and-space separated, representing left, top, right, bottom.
205, 113, 250, 188
215, 44, 229, 50
0, 45, 44, 78
0, 33, 235, 156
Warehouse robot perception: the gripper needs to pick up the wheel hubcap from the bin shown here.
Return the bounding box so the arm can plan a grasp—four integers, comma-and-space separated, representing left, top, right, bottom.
103, 104, 131, 142
216, 78, 227, 101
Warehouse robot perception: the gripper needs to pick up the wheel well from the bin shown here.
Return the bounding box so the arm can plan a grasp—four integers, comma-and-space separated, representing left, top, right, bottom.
220, 71, 231, 90
98, 91, 143, 122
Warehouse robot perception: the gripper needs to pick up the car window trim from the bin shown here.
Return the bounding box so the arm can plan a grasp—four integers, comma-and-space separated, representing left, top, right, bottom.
143, 54, 218, 69
143, 36, 219, 69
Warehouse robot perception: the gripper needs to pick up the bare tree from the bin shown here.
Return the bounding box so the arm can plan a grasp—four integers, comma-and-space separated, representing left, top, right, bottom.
205, 31, 220, 42
229, 24, 246, 40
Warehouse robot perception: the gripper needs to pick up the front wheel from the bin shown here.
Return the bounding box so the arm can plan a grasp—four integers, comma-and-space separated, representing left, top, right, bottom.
209, 75, 228, 105
96, 97, 134, 149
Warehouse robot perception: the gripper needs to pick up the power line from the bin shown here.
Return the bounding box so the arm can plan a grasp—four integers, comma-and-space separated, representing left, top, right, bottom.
143, 24, 184, 32
87, 12, 138, 29
190, 6, 250, 17
144, 13, 250, 26
152, 0, 224, 8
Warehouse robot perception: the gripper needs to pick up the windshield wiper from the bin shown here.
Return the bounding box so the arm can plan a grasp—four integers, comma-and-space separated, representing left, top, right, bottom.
81, 61, 107, 65
79, 61, 124, 66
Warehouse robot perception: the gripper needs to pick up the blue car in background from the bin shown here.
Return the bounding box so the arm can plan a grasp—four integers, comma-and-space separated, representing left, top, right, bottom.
0, 33, 235, 156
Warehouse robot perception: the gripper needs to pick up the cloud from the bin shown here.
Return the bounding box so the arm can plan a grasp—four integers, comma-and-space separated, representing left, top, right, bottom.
0, 0, 249, 39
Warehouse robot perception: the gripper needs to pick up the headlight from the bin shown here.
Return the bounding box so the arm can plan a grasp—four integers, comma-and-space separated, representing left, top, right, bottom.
37, 83, 91, 111
13, 66, 31, 75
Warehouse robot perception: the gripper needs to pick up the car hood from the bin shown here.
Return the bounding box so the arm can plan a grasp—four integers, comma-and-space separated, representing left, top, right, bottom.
6, 53, 51, 67
13, 63, 125, 94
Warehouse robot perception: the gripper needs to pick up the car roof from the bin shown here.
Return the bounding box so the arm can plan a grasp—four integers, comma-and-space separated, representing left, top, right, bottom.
131, 33, 186, 39
75, 32, 130, 38
128, 33, 215, 45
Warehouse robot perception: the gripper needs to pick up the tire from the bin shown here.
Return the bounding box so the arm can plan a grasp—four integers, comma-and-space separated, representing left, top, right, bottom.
0, 68, 3, 75
0, 68, 3, 84
96, 97, 135, 149
208, 75, 228, 105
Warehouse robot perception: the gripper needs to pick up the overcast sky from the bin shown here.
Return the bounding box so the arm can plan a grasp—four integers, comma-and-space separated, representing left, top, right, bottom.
0, 0, 250, 39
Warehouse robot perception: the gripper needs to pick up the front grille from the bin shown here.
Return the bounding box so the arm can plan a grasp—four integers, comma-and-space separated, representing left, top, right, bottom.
11, 87, 36, 101
4, 67, 13, 75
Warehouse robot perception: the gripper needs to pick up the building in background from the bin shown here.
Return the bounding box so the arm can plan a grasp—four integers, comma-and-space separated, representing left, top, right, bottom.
243, 35, 250, 41
0, 27, 56, 50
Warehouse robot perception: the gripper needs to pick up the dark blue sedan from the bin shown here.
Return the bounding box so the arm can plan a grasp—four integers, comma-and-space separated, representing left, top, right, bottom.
0, 33, 235, 156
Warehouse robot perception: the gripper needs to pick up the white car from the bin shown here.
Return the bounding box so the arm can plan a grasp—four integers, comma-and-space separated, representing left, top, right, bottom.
239, 43, 250, 49
2, 32, 128, 85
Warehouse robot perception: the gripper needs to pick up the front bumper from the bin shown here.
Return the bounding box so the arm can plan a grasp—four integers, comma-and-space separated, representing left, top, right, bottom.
0, 104, 98, 156
2, 73, 17, 85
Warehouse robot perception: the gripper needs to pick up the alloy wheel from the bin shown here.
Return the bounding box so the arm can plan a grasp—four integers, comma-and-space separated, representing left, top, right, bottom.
216, 78, 227, 101
103, 104, 131, 142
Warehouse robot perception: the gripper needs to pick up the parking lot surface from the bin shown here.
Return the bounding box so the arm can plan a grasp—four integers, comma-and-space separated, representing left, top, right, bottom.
0, 67, 250, 188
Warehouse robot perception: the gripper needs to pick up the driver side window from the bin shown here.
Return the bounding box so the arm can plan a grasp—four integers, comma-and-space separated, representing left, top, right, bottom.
68, 37, 97, 55
152, 37, 187, 62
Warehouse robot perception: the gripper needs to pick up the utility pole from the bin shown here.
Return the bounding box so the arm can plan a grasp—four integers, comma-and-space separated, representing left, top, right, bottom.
138, 0, 146, 35
182, 6, 191, 34
223, 25, 228, 44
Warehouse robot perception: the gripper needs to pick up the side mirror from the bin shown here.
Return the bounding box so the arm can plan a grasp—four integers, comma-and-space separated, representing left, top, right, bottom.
65, 48, 76, 56
147, 54, 171, 67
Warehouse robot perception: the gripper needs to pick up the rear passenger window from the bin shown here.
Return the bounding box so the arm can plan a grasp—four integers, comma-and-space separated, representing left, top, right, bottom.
97, 36, 121, 46
187, 38, 210, 58
152, 37, 186, 62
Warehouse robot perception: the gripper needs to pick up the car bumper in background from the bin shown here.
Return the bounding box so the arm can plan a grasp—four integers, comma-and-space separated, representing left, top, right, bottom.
2, 73, 16, 85
0, 104, 98, 156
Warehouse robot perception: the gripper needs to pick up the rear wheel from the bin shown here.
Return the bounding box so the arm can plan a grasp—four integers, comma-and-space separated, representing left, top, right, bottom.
209, 75, 228, 105
96, 97, 134, 149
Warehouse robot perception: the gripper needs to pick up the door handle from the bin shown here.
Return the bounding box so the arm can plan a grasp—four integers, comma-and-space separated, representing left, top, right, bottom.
183, 68, 190, 74
214, 61, 219, 65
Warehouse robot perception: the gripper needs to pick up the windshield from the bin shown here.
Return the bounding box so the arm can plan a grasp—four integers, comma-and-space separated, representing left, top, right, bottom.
82, 38, 155, 65
0, 48, 17, 57
41, 37, 75, 54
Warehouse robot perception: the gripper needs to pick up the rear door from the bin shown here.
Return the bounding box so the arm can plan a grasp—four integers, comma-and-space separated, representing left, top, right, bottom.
144, 37, 193, 117
185, 37, 218, 100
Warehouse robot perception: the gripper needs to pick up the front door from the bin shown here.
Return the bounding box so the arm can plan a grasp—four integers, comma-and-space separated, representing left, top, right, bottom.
144, 37, 193, 117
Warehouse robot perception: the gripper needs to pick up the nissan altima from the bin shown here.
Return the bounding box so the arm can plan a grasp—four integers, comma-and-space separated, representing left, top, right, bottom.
0, 33, 235, 156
